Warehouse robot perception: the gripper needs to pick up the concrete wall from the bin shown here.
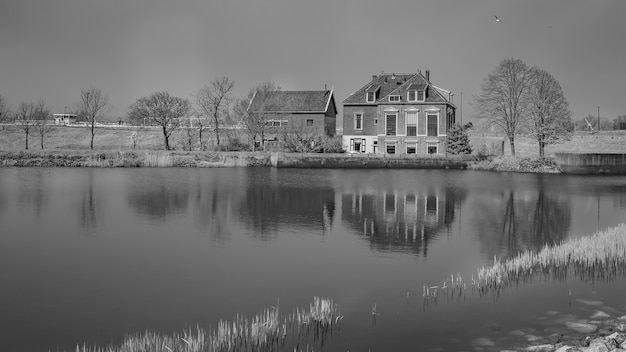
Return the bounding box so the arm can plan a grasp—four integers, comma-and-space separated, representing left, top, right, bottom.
554, 153, 626, 174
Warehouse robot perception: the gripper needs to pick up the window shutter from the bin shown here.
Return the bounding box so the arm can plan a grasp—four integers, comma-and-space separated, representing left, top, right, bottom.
350, 138, 354, 151
361, 140, 366, 152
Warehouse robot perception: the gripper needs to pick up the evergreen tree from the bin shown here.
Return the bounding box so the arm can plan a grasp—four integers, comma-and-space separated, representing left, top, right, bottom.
446, 123, 472, 155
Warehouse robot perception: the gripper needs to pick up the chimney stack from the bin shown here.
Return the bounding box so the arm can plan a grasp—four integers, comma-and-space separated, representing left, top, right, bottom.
425, 70, 430, 81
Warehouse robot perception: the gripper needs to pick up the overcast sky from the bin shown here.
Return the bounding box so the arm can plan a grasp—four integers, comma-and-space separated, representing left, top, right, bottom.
1, 0, 624, 123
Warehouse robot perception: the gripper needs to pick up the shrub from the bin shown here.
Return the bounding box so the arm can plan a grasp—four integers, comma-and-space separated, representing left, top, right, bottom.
446, 124, 472, 155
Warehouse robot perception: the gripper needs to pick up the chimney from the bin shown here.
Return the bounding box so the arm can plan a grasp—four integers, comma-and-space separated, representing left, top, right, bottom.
425, 70, 430, 81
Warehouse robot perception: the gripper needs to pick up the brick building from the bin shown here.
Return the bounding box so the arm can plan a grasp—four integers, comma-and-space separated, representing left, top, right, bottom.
342, 71, 456, 154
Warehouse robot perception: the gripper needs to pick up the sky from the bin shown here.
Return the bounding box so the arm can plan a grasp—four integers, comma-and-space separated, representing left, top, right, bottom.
1, 0, 625, 125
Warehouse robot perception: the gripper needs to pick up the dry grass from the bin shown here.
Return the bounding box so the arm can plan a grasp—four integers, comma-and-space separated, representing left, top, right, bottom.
424, 224, 626, 304
0, 125, 165, 150
71, 297, 342, 352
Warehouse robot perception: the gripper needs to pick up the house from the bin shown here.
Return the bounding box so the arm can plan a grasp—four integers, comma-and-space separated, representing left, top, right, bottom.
248, 89, 337, 143
53, 113, 77, 125
342, 71, 456, 154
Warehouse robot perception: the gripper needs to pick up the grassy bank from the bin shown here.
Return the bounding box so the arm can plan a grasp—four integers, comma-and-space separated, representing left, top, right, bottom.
0, 150, 272, 167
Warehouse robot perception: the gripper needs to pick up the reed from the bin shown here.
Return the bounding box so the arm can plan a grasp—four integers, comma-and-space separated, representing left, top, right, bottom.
423, 224, 626, 302
140, 151, 174, 167
71, 297, 341, 352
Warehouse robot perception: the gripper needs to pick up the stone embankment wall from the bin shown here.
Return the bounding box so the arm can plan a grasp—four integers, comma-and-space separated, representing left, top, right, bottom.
274, 152, 474, 169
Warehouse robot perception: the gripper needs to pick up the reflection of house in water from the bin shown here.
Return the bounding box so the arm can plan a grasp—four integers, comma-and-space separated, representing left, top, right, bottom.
340, 187, 465, 256
241, 187, 336, 239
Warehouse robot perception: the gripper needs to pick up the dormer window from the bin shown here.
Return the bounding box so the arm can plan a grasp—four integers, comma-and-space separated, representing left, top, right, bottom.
408, 90, 417, 102
418, 89, 425, 101
388, 95, 400, 102
366, 91, 375, 103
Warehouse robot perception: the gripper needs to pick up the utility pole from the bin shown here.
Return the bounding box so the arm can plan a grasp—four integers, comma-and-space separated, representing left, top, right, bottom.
598, 106, 600, 132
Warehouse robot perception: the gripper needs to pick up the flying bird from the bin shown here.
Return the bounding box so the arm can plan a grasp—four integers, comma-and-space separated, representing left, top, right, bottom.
494, 15, 501, 22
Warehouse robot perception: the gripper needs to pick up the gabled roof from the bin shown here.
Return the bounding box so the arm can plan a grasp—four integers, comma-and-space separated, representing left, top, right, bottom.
249, 90, 336, 113
343, 72, 454, 106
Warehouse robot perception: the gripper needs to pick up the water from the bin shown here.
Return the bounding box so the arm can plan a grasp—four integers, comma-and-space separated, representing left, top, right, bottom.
0, 168, 624, 351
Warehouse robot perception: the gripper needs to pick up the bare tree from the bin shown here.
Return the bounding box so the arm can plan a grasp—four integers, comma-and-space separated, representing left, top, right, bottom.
233, 82, 280, 151
15, 101, 38, 149
32, 99, 51, 150
195, 77, 235, 149
473, 58, 533, 156
78, 87, 113, 150
527, 68, 573, 158
127, 91, 192, 150
0, 94, 12, 132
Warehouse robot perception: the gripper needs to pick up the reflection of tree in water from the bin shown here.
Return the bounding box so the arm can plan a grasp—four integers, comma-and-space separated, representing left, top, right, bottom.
80, 171, 97, 230
472, 179, 571, 261
241, 186, 336, 240
192, 175, 248, 244
127, 185, 189, 220
341, 187, 467, 257
15, 171, 46, 219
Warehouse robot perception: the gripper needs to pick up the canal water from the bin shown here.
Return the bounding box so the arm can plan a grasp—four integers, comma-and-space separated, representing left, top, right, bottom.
0, 168, 624, 351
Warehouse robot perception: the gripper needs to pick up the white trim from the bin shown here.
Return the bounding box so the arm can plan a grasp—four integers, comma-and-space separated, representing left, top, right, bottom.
354, 112, 363, 130
426, 111, 440, 137
407, 90, 417, 102
385, 111, 398, 136
324, 87, 334, 113
405, 107, 419, 112
388, 95, 400, 102
405, 110, 418, 137
384, 107, 399, 112
417, 89, 426, 102
425, 106, 441, 112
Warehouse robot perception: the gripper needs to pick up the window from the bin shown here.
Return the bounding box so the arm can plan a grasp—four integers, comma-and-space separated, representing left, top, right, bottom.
306, 119, 314, 127
406, 111, 417, 136
406, 142, 417, 154
389, 95, 400, 102
427, 113, 438, 136
427, 142, 438, 154
373, 140, 378, 153
418, 90, 425, 101
386, 143, 396, 154
408, 90, 417, 102
385, 113, 397, 136
373, 118, 378, 125
426, 195, 437, 215
350, 138, 366, 153
354, 113, 363, 130
366, 91, 375, 103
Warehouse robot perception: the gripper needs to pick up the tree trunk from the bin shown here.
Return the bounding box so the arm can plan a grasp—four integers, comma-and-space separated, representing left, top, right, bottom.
539, 141, 545, 158
40, 134, 44, 150
215, 120, 220, 146
25, 130, 29, 150
508, 134, 516, 156
163, 126, 170, 150
90, 122, 95, 150
198, 127, 204, 151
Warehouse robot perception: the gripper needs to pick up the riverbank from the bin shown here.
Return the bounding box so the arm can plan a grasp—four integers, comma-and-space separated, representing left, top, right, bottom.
469, 156, 561, 173
0, 150, 476, 169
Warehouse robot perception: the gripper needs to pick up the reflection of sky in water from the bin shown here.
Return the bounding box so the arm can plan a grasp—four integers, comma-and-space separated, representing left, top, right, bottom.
0, 168, 624, 352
